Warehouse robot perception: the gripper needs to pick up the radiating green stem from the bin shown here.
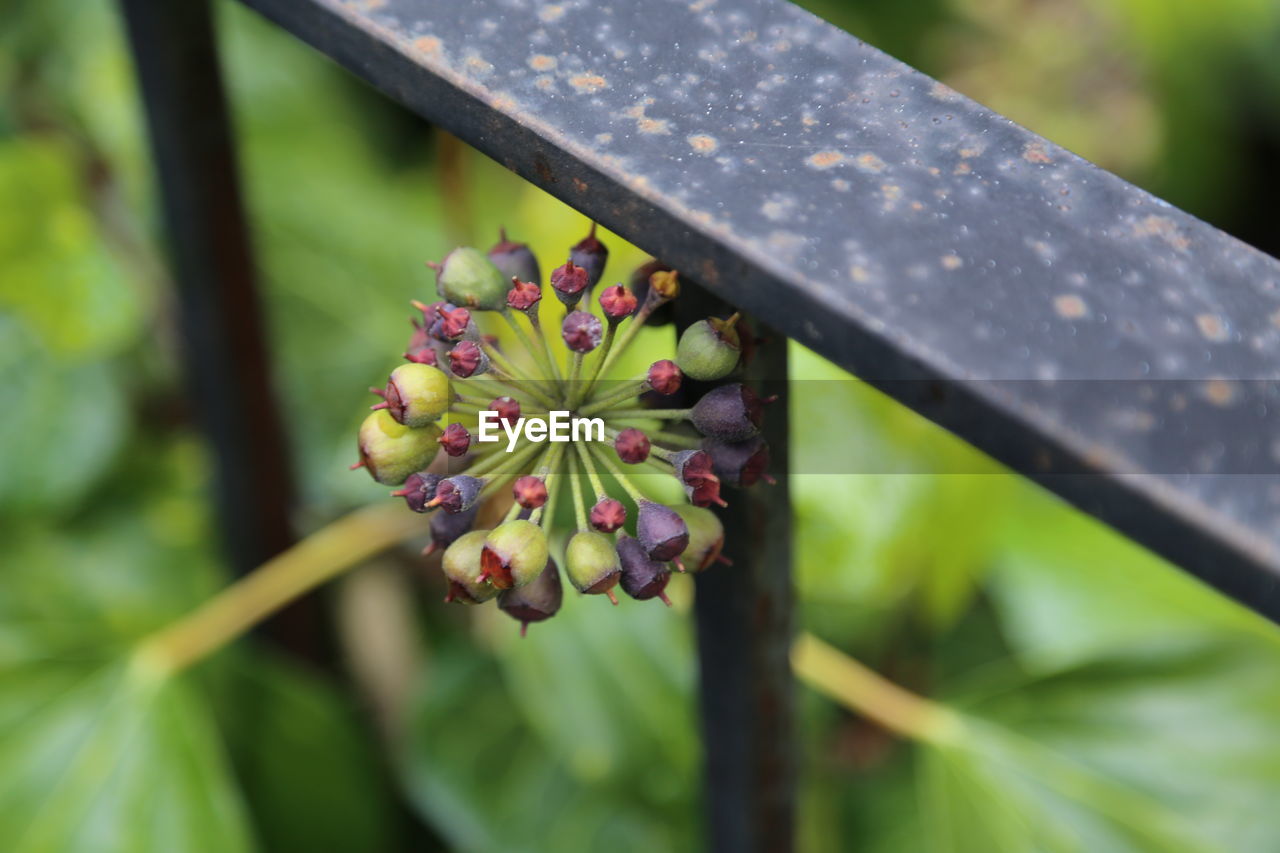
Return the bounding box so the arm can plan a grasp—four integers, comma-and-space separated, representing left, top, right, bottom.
466, 436, 542, 478
578, 441, 608, 499
502, 309, 560, 390
578, 374, 647, 416
587, 441, 648, 505
487, 368, 560, 410
650, 430, 702, 449
569, 444, 590, 531
598, 407, 691, 421
528, 311, 565, 388
571, 322, 617, 408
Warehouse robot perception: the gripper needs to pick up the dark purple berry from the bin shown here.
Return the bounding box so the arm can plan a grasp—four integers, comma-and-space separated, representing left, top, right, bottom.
569, 223, 609, 291
424, 503, 478, 555
589, 497, 627, 533
507, 277, 542, 312
498, 558, 562, 636
513, 475, 548, 509
615, 428, 651, 464
390, 471, 443, 513
647, 360, 682, 395
491, 396, 520, 425
671, 449, 726, 507
448, 340, 488, 378
438, 422, 471, 457
690, 383, 766, 442
562, 310, 603, 353
616, 534, 672, 605
430, 475, 484, 513
599, 284, 637, 321
551, 259, 589, 307
637, 501, 690, 562
703, 436, 772, 487
488, 229, 541, 286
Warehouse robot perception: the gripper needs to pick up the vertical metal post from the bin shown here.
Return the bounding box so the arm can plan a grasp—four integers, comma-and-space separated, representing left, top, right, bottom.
681, 294, 795, 851
118, 0, 319, 654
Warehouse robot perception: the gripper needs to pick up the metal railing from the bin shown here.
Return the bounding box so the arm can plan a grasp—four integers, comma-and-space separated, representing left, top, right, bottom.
119, 0, 1280, 849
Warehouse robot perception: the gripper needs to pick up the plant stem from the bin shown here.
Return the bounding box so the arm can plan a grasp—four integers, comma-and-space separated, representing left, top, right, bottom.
587, 441, 648, 505
528, 311, 566, 388
502, 309, 560, 390
571, 322, 617, 408
132, 503, 422, 679
578, 374, 647, 416
790, 632, 962, 744
650, 430, 702, 449
466, 436, 542, 478
598, 407, 691, 421
569, 444, 589, 531
578, 441, 608, 499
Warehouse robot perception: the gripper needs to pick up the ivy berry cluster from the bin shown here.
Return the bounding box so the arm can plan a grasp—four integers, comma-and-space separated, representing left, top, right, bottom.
351, 225, 775, 634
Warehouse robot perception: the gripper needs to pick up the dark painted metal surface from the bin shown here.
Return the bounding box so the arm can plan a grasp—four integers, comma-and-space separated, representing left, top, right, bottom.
119, 0, 329, 657
232, 0, 1280, 620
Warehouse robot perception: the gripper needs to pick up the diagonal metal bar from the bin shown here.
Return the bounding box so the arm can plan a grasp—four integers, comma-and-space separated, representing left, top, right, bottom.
234, 0, 1280, 624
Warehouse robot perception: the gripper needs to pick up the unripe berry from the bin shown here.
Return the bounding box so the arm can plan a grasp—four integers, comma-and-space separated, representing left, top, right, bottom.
354, 410, 442, 485
637, 501, 690, 562
672, 505, 727, 571
374, 363, 450, 427
671, 449, 726, 507
599, 284, 637, 321
437, 305, 473, 341
513, 475, 548, 509
506, 277, 542, 312
589, 497, 627, 533
565, 530, 622, 602
438, 422, 471, 457
430, 475, 484, 513
569, 224, 609, 291
647, 359, 682, 395
491, 396, 520, 425
703, 436, 772, 486
390, 471, 442, 513
690, 383, 765, 441
676, 314, 741, 381
441, 529, 498, 604
550, 259, 589, 307
448, 340, 489, 378
561, 310, 603, 353
616, 534, 673, 605
488, 229, 541, 286
424, 502, 478, 555
498, 557, 562, 635
614, 427, 651, 464
480, 519, 550, 589
432, 247, 509, 311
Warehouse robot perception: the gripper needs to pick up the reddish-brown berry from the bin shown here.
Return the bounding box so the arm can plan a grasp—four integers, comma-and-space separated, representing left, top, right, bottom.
599, 284, 638, 321
438, 422, 471, 457
562, 310, 603, 353
589, 497, 627, 533
513, 475, 548, 509
647, 359, 682, 395
448, 340, 488, 378
614, 428, 651, 464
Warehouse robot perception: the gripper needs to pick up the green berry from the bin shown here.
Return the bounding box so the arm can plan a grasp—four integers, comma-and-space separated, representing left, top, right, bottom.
442, 529, 498, 604
376, 363, 450, 427
354, 409, 442, 485
676, 314, 741, 380
565, 530, 622, 603
480, 519, 550, 590
672, 505, 726, 572
433, 247, 509, 310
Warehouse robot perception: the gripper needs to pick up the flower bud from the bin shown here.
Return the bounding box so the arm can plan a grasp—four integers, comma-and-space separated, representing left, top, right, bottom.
506, 278, 542, 312
589, 497, 627, 533
480, 519, 550, 589
630, 260, 675, 326
488, 229, 541, 285
374, 363, 450, 427
441, 529, 499, 604
430, 475, 484, 513
438, 305, 473, 341
513, 475, 548, 509
676, 314, 741, 381
646, 360, 682, 395
703, 436, 772, 487
550, 260, 589, 307
565, 530, 622, 602
438, 422, 471, 457
491, 396, 520, 425
404, 320, 439, 365
354, 410, 442, 485
390, 471, 442, 513
447, 340, 489, 378
561, 310, 603, 353
432, 247, 509, 311
671, 449, 726, 507
617, 534, 673, 605
614, 428, 651, 464
498, 557, 562, 635
424, 502, 479, 555
569, 224, 609, 291
599, 284, 637, 322
637, 501, 690, 562
672, 505, 726, 571
690, 383, 765, 441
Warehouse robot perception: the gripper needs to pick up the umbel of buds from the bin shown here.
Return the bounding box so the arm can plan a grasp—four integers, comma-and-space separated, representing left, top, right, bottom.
352, 225, 777, 635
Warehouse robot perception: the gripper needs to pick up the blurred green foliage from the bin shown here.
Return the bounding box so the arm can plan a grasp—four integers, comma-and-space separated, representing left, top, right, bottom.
3, 0, 1280, 849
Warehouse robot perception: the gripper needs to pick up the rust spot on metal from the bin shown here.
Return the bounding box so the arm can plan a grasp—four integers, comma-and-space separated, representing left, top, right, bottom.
1203, 379, 1240, 407
1023, 141, 1052, 164
930, 81, 963, 102
953, 162, 972, 175
535, 76, 555, 91
958, 146, 982, 159
623, 101, 670, 134
940, 254, 962, 270
1054, 294, 1088, 319
533, 154, 557, 184
1195, 313, 1229, 342
854, 153, 885, 173
528, 54, 557, 71
880, 184, 902, 211
699, 258, 720, 285
538, 4, 565, 22
806, 150, 844, 170
595, 132, 613, 144
688, 134, 719, 154
1133, 215, 1191, 252
569, 74, 608, 93
831, 178, 850, 192
413, 35, 442, 55
464, 53, 494, 75
572, 177, 589, 194
849, 265, 870, 283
